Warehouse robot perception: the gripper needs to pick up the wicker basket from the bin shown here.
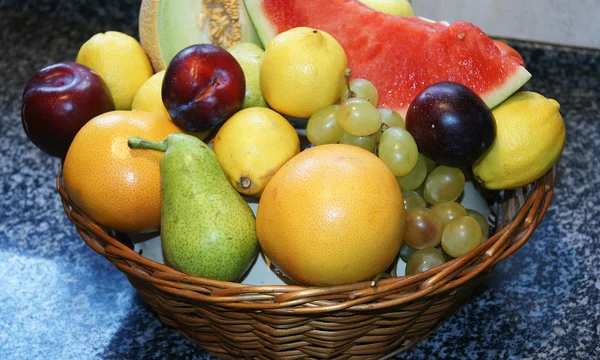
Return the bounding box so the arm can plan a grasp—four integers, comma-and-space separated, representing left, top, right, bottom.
57, 166, 556, 359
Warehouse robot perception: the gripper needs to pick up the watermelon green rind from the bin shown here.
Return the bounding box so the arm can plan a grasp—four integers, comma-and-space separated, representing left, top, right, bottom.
243, 0, 276, 48
244, 0, 531, 116
483, 66, 531, 109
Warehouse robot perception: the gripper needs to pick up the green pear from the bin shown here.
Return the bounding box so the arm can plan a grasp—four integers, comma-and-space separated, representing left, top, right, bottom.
128, 133, 258, 282
228, 42, 268, 108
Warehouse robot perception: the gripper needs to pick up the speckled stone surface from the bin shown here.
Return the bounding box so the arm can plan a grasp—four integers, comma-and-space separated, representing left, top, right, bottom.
1, 2, 599, 359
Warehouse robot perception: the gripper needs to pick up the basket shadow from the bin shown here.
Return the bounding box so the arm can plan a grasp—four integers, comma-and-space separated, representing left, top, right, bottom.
101, 291, 213, 359
407, 262, 552, 359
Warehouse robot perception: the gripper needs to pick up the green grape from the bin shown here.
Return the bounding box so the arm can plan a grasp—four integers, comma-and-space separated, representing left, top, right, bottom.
422, 154, 437, 174
441, 216, 482, 257
378, 107, 405, 128
374, 128, 384, 143
435, 245, 455, 262
414, 184, 425, 196
396, 154, 428, 191
467, 209, 490, 243
337, 98, 382, 136
378, 127, 419, 176
431, 202, 468, 228
306, 105, 343, 145
402, 191, 427, 210
423, 166, 466, 205
374, 108, 403, 143
405, 247, 446, 276
349, 78, 379, 106
404, 207, 443, 249
340, 132, 377, 152
399, 242, 417, 262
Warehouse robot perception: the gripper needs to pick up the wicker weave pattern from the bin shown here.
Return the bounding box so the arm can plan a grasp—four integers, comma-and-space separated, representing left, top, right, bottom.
57, 167, 555, 359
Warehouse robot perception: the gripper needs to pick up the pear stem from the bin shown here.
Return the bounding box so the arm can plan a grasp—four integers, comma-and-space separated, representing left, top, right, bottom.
128, 136, 168, 153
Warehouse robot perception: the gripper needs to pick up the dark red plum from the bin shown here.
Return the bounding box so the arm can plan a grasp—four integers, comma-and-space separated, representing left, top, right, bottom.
405, 82, 496, 168
162, 44, 245, 132
21, 62, 115, 158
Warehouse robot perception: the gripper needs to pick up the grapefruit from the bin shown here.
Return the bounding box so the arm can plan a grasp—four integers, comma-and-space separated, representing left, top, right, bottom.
256, 144, 405, 286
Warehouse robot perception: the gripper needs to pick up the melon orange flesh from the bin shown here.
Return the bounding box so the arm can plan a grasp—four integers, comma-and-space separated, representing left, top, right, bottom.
245, 0, 531, 116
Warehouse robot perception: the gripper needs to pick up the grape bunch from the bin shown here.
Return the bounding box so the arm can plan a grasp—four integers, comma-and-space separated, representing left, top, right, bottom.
399, 164, 491, 275
306, 77, 418, 177
306, 76, 492, 277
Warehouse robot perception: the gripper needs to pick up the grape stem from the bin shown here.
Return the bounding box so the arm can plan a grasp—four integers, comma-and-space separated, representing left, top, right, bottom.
344, 68, 355, 100
380, 122, 391, 135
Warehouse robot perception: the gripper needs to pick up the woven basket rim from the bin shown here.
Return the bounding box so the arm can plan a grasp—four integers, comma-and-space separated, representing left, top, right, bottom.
57, 166, 556, 313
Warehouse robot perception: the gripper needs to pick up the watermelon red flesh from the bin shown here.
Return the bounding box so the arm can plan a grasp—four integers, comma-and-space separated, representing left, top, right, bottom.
246, 0, 531, 117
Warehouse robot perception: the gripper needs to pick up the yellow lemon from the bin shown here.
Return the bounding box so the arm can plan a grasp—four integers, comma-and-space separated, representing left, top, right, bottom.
260, 27, 348, 118
213, 107, 300, 197
132, 70, 170, 120
473, 91, 565, 190
76, 31, 154, 110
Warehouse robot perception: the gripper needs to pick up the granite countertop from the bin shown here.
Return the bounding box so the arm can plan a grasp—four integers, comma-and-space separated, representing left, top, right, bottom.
1, 2, 600, 359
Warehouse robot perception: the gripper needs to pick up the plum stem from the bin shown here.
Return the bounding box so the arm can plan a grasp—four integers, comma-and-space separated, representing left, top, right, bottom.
128, 136, 168, 153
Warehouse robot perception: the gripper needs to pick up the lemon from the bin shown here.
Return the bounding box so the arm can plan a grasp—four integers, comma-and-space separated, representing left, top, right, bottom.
357, 0, 415, 16
260, 27, 348, 118
76, 31, 154, 110
213, 107, 300, 197
132, 70, 170, 119
473, 91, 565, 190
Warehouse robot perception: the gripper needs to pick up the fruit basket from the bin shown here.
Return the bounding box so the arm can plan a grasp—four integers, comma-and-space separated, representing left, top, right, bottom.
57, 164, 555, 359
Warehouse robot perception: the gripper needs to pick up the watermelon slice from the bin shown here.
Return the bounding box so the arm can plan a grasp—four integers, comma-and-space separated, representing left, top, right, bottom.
244, 0, 531, 116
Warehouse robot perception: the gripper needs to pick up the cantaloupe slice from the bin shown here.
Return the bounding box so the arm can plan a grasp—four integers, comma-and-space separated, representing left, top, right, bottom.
139, 0, 262, 71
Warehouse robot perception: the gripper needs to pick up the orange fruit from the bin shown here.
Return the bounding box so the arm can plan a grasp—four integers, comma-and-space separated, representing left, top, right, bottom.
63, 110, 181, 233
256, 144, 405, 286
